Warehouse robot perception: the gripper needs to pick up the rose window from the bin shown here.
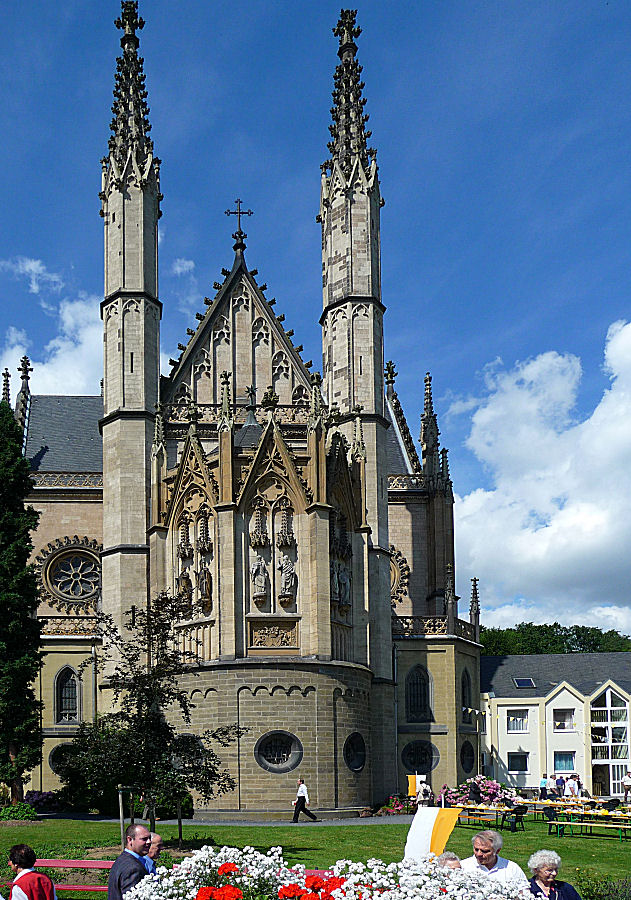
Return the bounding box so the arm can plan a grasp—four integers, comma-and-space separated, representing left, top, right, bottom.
49, 553, 100, 600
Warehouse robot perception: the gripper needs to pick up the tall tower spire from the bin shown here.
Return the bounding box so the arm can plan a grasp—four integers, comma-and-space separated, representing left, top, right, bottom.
100, 1, 162, 636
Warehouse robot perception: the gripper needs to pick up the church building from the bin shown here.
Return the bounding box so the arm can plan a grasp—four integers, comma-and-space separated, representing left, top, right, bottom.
10, 2, 481, 813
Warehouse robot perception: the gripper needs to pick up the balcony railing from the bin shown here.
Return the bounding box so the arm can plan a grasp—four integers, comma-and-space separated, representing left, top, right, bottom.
392, 615, 476, 641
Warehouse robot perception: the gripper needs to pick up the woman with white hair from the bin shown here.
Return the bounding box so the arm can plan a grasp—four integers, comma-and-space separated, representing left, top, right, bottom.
528, 850, 582, 900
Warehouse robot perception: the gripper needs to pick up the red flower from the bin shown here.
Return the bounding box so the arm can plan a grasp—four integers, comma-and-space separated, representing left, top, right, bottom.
279, 885, 305, 899
301, 893, 321, 900
323, 878, 346, 892
218, 864, 240, 877
305, 876, 326, 892
214, 886, 243, 900
196, 890, 215, 900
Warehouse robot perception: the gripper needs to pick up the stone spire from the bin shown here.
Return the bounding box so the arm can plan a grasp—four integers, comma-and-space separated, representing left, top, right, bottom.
327, 9, 373, 177
15, 355, 32, 433
470, 577, 480, 641
2, 368, 10, 406
420, 372, 440, 477
108, 1, 154, 172
218, 371, 233, 431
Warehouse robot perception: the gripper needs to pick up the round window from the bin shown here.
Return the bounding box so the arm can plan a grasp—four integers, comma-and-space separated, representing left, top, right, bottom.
401, 740, 440, 774
49, 743, 73, 775
254, 731, 303, 773
460, 740, 475, 774
343, 732, 366, 773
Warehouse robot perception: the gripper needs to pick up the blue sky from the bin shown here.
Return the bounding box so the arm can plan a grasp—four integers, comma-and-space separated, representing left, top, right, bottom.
2, 1, 631, 630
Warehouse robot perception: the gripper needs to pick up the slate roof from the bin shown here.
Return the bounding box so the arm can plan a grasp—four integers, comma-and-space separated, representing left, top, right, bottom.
384, 397, 413, 474
25, 395, 103, 472
481, 653, 631, 699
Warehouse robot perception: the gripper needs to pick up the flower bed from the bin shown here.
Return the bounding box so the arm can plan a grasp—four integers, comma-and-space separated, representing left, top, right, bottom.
124, 844, 528, 900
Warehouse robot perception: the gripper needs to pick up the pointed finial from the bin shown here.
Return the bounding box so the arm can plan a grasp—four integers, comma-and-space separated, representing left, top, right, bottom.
326, 9, 373, 176
424, 372, 434, 416
420, 371, 440, 476
108, 2, 154, 171
440, 447, 450, 481
244, 384, 257, 410
2, 368, 10, 405
18, 355, 32, 392
351, 404, 366, 460
308, 371, 323, 428
470, 577, 480, 615
384, 360, 397, 400
218, 371, 233, 431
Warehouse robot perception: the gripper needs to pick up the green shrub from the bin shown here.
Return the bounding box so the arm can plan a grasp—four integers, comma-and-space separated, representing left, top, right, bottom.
0, 802, 37, 820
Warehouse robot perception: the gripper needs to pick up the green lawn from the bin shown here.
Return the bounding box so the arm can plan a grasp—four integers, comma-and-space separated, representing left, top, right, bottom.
0, 818, 628, 898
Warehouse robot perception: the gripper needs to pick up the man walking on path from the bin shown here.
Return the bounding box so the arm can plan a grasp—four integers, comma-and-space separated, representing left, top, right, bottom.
107, 824, 151, 899
292, 778, 318, 822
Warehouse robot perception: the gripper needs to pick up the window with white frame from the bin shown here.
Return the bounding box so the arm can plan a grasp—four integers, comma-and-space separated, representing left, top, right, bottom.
553, 708, 575, 732
554, 750, 575, 772
507, 709, 528, 732
508, 752, 529, 773
480, 712, 487, 734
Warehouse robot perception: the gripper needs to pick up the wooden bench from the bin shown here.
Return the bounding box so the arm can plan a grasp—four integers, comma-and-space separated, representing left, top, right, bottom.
548, 820, 631, 842
32, 859, 113, 893
456, 813, 497, 827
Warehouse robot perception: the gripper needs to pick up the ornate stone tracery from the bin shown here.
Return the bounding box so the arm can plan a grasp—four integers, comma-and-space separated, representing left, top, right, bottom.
390, 545, 410, 607
35, 536, 102, 614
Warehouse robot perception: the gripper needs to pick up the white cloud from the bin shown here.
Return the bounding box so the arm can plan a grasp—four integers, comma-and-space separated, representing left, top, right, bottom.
0, 256, 63, 295
455, 320, 631, 631
1, 294, 102, 396
171, 258, 195, 276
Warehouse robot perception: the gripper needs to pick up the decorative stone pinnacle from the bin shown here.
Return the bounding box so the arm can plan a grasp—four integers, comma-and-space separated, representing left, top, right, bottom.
470, 577, 480, 613
326, 9, 374, 176
384, 360, 397, 384
186, 397, 199, 432
218, 372, 233, 431
424, 372, 434, 415
2, 368, 10, 405
244, 384, 257, 409
18, 355, 33, 392
225, 198, 253, 253
108, 1, 154, 171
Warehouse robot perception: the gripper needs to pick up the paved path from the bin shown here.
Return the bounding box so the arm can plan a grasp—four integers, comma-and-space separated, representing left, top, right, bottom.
44, 813, 415, 828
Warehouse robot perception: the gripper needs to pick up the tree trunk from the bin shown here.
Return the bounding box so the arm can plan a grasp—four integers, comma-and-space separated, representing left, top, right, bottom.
8, 743, 23, 805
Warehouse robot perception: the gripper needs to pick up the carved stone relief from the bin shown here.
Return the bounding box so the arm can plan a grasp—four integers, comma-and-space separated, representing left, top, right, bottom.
35, 536, 102, 614
250, 553, 269, 608
250, 621, 297, 648
390, 545, 410, 607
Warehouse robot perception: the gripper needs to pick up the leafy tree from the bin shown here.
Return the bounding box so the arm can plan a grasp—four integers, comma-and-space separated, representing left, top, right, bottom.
481, 621, 631, 655
0, 400, 42, 803
56, 593, 241, 825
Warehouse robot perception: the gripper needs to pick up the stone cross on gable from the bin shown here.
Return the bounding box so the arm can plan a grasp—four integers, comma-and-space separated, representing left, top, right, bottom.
225, 198, 253, 250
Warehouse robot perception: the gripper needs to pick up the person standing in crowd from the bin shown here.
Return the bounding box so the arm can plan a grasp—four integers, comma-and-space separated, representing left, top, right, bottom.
6, 845, 57, 900
546, 773, 556, 798
528, 850, 582, 900
461, 831, 529, 885
107, 824, 151, 900
564, 775, 579, 798
555, 774, 566, 797
292, 778, 318, 822
622, 771, 631, 802
539, 774, 548, 800
143, 833, 163, 875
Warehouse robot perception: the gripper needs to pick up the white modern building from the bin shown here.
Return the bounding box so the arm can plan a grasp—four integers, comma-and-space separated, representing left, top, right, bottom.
480, 654, 631, 797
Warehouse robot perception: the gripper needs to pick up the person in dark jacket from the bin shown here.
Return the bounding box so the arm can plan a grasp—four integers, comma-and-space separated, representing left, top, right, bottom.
528, 850, 582, 900
107, 824, 151, 900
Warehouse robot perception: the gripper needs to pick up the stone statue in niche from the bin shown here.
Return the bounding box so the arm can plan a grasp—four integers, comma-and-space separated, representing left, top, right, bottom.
277, 553, 297, 605
330, 560, 340, 605
250, 553, 268, 606
178, 569, 193, 596
198, 566, 212, 614
338, 562, 351, 611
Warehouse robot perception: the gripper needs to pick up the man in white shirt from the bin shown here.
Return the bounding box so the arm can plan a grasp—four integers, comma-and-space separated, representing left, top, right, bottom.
546, 774, 556, 796
461, 831, 528, 885
564, 775, 579, 797
622, 771, 631, 802
292, 778, 318, 822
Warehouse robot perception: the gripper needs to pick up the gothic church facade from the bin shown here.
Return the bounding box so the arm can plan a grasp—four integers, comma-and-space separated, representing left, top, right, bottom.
13, 3, 481, 812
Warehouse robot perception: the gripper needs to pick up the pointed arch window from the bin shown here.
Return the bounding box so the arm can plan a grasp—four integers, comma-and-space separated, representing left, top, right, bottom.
55, 667, 79, 724
461, 668, 473, 724
405, 665, 433, 723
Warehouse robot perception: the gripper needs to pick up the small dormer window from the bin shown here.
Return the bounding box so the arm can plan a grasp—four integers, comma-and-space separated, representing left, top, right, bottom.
513, 677, 536, 689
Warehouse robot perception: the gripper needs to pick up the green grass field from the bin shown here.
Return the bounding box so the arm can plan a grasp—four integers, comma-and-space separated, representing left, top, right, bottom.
0, 818, 628, 898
